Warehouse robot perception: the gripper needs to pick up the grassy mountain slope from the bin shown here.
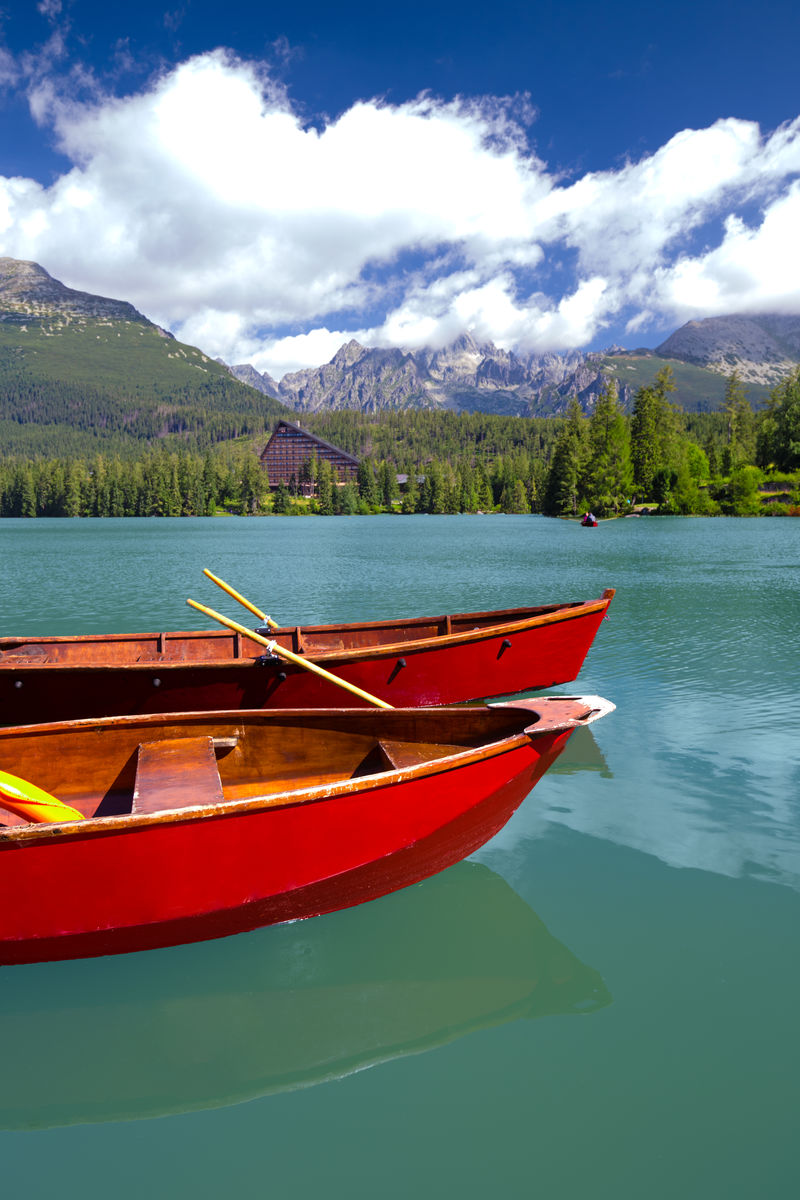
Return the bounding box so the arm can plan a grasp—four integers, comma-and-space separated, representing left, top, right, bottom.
603, 352, 772, 409
0, 315, 230, 390
0, 309, 287, 458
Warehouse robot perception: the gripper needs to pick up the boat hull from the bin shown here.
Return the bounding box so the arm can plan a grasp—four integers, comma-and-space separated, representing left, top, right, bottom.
0, 701, 608, 964
0, 592, 613, 721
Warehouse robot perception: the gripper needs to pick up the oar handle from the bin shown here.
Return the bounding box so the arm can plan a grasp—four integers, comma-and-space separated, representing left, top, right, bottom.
187, 599, 393, 709
203, 569, 279, 629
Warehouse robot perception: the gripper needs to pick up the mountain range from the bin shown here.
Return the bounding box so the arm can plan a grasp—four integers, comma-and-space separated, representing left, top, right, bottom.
2, 257, 798, 442
230, 316, 799, 417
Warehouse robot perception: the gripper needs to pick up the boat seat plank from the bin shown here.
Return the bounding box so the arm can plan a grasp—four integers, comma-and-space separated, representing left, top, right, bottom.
377, 739, 464, 771
133, 736, 224, 815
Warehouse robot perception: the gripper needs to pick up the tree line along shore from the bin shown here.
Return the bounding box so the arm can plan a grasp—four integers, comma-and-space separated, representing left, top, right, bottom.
1, 366, 799, 519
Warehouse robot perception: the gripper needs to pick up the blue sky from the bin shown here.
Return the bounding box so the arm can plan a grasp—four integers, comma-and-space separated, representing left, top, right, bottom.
1, 1, 799, 377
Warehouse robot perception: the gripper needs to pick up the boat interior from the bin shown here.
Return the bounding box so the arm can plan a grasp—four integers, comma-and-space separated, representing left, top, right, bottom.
0, 705, 540, 830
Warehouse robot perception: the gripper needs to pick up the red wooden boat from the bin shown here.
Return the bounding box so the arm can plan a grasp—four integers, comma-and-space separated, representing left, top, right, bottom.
0, 695, 613, 964
0, 590, 614, 723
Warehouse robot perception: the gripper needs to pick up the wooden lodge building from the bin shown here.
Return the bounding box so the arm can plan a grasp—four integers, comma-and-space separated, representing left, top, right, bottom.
259, 420, 360, 491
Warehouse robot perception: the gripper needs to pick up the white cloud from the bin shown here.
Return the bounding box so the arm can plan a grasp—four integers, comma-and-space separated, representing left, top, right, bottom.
650, 182, 800, 318
373, 273, 611, 356
0, 49, 799, 376
248, 328, 369, 379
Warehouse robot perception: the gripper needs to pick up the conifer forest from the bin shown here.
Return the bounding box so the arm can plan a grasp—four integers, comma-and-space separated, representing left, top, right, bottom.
1, 367, 799, 518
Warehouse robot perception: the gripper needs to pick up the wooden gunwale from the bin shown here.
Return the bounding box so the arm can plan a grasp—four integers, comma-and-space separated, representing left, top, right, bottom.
0, 592, 614, 672
265, 596, 613, 666
0, 702, 591, 845
0, 593, 609, 646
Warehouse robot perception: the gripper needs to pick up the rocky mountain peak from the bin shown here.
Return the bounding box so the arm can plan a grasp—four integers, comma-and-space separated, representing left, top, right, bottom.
0, 256, 152, 326
227, 362, 280, 396
262, 334, 627, 417
448, 331, 484, 355
656, 313, 800, 385
331, 339, 368, 368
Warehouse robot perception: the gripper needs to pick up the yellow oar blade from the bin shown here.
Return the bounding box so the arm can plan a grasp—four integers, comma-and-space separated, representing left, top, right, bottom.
0, 769, 86, 825
187, 598, 393, 709
202, 569, 278, 628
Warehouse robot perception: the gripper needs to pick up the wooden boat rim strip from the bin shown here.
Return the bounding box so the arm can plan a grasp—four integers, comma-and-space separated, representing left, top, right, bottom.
0, 593, 614, 672
0, 591, 614, 653
307, 596, 613, 663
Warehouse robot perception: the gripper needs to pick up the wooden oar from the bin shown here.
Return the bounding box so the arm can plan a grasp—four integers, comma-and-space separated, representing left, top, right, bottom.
203, 568, 279, 630
187, 598, 394, 709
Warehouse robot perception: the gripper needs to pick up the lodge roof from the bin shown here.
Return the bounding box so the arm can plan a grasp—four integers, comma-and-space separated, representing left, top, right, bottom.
260, 420, 360, 466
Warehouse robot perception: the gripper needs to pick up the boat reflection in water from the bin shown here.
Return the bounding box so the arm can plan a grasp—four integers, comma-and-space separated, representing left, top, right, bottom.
544, 722, 613, 779
1, 862, 610, 1129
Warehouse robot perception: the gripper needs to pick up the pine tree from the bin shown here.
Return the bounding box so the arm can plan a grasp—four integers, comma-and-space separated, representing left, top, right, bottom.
420, 461, 446, 513
502, 478, 530, 513
378, 460, 398, 508
272, 484, 291, 514
64, 461, 85, 518
630, 366, 682, 499
543, 434, 578, 515
722, 371, 755, 471
16, 464, 37, 517
299, 452, 317, 496
202, 452, 219, 514
316, 458, 335, 514
357, 458, 380, 509
630, 386, 659, 497
401, 472, 419, 513
543, 399, 589, 515
457, 463, 478, 513
527, 458, 547, 513
475, 463, 494, 512
240, 455, 267, 514
586, 380, 633, 514
756, 366, 800, 470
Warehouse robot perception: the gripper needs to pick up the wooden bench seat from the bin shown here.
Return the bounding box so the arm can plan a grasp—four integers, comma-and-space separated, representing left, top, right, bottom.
377, 739, 464, 771
132, 736, 225, 815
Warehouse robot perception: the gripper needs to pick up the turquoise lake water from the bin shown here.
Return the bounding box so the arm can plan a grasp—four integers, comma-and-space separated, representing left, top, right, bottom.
1, 514, 798, 1199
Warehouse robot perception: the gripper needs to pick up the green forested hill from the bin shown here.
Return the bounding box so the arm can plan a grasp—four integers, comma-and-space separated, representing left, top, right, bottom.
0, 315, 230, 389
0, 307, 287, 457
301, 409, 563, 469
